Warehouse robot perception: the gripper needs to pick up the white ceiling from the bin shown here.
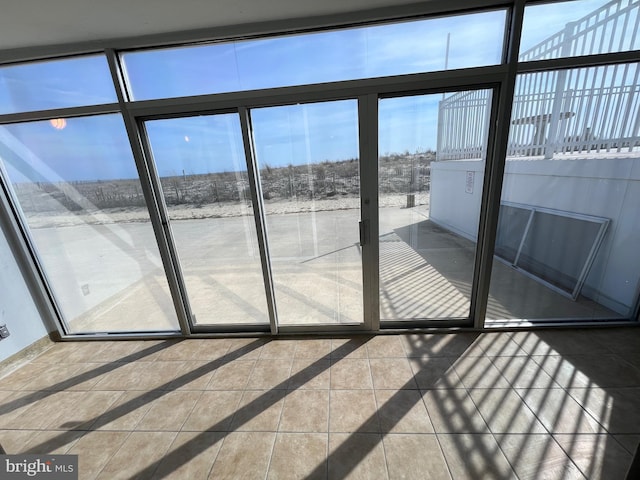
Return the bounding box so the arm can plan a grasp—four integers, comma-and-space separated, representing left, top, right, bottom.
1, 0, 430, 52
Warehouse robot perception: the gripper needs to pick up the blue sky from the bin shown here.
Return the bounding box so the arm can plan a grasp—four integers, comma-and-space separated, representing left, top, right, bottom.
122, 10, 505, 99
0, 0, 620, 182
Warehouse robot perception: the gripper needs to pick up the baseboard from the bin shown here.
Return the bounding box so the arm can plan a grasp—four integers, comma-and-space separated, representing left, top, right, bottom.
0, 334, 55, 380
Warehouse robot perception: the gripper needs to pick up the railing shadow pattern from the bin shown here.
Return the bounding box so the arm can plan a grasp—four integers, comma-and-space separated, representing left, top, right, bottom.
0, 329, 638, 478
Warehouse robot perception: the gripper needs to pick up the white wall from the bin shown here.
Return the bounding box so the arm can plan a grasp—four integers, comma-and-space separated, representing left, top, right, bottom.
430, 156, 640, 315
0, 220, 50, 362
429, 160, 485, 241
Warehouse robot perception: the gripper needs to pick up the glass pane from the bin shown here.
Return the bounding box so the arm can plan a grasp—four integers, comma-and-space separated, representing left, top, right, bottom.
494, 205, 532, 264
487, 64, 640, 323
0, 55, 117, 114
379, 90, 492, 321
520, 0, 640, 61
122, 10, 505, 100
0, 115, 179, 333
518, 210, 606, 294
145, 114, 270, 326
251, 101, 362, 326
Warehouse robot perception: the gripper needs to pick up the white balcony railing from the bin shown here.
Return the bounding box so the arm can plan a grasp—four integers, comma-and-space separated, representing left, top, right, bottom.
437, 0, 640, 161
519, 0, 640, 62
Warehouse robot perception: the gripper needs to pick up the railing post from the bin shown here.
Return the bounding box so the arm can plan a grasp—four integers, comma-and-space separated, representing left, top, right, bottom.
436, 99, 444, 161
545, 21, 576, 159
482, 90, 492, 160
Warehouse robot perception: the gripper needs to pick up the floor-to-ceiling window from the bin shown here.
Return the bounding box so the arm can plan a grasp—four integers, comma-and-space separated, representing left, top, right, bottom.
0, 56, 181, 333
484, 0, 640, 325
0, 0, 638, 337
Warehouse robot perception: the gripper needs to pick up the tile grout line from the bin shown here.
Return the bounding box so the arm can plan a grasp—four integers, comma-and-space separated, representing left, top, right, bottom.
148, 367, 208, 478
610, 433, 640, 456
204, 426, 229, 478
91, 429, 135, 480
364, 343, 380, 432
177, 389, 206, 433
432, 432, 455, 480
372, 382, 391, 480
480, 338, 529, 480
226, 347, 262, 430
146, 431, 180, 480
325, 380, 330, 479
365, 343, 391, 479
549, 431, 622, 480
526, 351, 612, 437
263, 341, 298, 480
471, 339, 523, 479
495, 348, 591, 479
464, 341, 528, 474
326, 340, 335, 478
188, 340, 262, 478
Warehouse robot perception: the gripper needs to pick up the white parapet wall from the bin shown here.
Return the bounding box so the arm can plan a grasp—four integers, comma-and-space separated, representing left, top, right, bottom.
428, 159, 485, 242
430, 155, 640, 316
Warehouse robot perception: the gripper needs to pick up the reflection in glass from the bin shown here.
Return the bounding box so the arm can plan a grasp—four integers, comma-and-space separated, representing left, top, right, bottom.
122, 10, 505, 100
0, 115, 180, 333
379, 91, 492, 321
0, 55, 117, 115
486, 65, 640, 323
251, 101, 363, 326
145, 114, 269, 326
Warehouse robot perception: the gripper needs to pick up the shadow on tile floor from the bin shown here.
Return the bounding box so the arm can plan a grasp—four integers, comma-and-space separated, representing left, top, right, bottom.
0, 329, 638, 479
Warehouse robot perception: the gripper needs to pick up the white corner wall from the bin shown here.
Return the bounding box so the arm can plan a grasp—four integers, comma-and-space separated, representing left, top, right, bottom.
0, 220, 50, 362
428, 160, 485, 241
430, 157, 640, 316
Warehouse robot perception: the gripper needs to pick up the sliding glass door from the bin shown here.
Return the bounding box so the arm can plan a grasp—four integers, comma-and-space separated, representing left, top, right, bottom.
143, 100, 365, 331
144, 113, 271, 329
250, 100, 364, 327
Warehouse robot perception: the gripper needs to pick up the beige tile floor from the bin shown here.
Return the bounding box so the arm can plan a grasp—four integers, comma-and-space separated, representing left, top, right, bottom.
1, 329, 639, 479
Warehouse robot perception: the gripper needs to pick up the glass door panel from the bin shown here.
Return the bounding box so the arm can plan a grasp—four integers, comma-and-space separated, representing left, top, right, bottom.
378, 90, 492, 321
0, 115, 180, 333
145, 114, 270, 327
250, 101, 364, 326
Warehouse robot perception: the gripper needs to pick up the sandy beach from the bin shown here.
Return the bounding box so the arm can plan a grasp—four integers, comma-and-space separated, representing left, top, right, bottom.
24, 193, 430, 228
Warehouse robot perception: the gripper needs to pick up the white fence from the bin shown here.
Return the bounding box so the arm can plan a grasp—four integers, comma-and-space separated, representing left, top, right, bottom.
436, 90, 492, 160
519, 0, 640, 62
437, 0, 640, 161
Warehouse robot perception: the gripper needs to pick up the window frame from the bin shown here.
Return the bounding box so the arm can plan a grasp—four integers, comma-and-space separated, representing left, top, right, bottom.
0, 0, 638, 338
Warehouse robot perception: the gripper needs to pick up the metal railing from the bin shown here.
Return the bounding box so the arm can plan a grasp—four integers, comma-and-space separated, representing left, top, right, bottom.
437, 90, 492, 160
437, 0, 640, 161
519, 0, 640, 62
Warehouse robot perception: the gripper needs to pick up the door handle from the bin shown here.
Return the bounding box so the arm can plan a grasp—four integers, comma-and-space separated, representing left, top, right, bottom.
359, 220, 366, 247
